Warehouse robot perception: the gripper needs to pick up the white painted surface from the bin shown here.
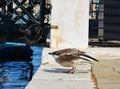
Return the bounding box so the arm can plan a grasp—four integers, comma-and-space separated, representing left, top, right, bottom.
51, 0, 89, 48
26, 48, 95, 89
26, 48, 120, 89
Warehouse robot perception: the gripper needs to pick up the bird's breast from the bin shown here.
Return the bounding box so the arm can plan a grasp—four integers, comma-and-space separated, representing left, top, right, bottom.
56, 57, 74, 67
60, 61, 74, 67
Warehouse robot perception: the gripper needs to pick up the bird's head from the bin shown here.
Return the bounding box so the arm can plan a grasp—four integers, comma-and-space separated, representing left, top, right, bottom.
48, 52, 52, 55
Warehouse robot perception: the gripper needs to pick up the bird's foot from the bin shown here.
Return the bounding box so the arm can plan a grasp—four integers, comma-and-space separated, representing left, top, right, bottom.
67, 69, 75, 74
63, 69, 74, 74
65, 67, 76, 74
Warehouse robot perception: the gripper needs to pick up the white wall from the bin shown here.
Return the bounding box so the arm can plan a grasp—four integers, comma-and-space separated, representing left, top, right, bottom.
50, 0, 89, 48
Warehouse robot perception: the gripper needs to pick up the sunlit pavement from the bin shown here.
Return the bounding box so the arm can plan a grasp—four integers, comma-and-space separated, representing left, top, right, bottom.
26, 47, 120, 89
92, 53, 120, 89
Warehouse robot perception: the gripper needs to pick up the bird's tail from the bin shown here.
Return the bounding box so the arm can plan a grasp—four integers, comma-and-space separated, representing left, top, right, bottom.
81, 54, 99, 62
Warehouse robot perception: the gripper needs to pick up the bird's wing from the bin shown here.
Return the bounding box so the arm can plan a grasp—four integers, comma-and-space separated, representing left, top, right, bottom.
80, 54, 99, 62
70, 55, 92, 62
49, 48, 72, 55
49, 48, 85, 55
59, 54, 80, 62
59, 54, 88, 60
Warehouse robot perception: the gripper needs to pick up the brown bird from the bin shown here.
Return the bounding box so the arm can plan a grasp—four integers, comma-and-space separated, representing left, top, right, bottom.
49, 48, 99, 74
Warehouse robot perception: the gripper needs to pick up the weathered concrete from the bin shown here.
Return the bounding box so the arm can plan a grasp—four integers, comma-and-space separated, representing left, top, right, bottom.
26, 63, 94, 89
26, 48, 97, 89
50, 0, 89, 48
92, 52, 120, 89
26, 47, 120, 89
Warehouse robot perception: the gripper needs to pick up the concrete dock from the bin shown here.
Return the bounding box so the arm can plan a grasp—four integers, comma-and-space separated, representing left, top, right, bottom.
26, 48, 120, 89
92, 51, 120, 89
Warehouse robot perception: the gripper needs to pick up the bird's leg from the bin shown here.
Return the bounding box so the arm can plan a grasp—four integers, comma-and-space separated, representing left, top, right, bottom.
67, 66, 76, 74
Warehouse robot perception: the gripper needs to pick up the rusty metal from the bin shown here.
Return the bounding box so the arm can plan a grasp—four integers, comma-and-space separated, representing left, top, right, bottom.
0, 0, 51, 46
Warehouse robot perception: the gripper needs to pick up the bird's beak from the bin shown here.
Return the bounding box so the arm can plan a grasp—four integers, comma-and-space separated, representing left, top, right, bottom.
48, 52, 52, 55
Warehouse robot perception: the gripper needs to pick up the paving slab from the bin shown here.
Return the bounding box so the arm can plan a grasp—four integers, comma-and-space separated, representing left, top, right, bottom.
92, 50, 120, 89
26, 79, 95, 89
26, 63, 95, 89
26, 47, 120, 89
26, 48, 97, 89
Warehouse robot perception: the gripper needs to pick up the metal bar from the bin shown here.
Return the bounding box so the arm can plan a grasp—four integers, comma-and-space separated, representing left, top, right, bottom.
0, 13, 11, 24
13, 0, 40, 24
39, 0, 45, 24
21, 0, 27, 5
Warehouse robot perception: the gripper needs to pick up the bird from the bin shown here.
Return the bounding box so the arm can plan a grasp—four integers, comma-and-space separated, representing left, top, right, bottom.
48, 48, 99, 74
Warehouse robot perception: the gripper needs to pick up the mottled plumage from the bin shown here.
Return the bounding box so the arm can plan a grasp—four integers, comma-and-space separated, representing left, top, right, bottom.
49, 48, 98, 73
49, 48, 85, 56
